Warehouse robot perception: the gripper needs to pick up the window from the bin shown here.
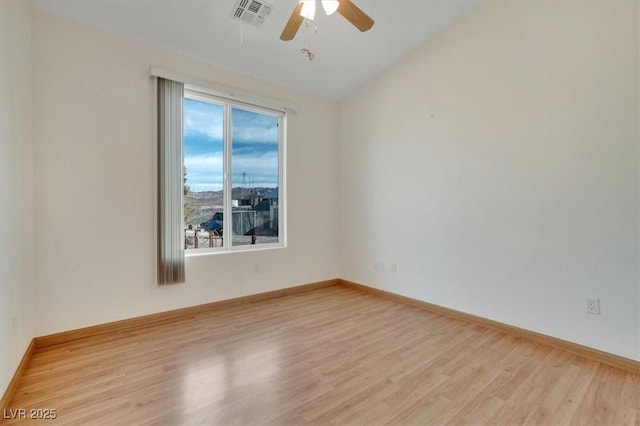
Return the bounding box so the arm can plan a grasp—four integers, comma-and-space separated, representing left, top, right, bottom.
156, 74, 289, 283
183, 89, 285, 253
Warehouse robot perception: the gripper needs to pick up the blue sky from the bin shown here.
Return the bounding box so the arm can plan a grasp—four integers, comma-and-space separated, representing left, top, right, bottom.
184, 98, 279, 192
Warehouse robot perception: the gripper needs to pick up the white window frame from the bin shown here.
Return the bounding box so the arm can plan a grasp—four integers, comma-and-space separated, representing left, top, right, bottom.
184, 87, 287, 256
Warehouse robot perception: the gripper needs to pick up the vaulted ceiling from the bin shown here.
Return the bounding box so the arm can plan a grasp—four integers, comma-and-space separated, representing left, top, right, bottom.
30, 0, 484, 100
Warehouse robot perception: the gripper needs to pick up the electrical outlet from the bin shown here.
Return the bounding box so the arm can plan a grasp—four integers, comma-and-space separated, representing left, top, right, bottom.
585, 298, 600, 315
12, 317, 16, 335
391, 263, 398, 273
373, 261, 380, 271
253, 264, 261, 274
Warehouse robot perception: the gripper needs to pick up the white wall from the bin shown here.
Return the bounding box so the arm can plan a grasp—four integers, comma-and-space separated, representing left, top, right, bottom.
32, 12, 340, 336
339, 0, 640, 360
0, 0, 36, 395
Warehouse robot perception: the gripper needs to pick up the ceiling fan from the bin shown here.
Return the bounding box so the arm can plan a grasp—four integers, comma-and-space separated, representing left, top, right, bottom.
280, 0, 374, 41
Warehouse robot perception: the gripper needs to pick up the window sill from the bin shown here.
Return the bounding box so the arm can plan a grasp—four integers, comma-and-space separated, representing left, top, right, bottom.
185, 244, 286, 257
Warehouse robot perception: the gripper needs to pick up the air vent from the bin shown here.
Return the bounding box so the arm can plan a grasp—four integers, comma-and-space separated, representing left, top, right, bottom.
230, 0, 274, 28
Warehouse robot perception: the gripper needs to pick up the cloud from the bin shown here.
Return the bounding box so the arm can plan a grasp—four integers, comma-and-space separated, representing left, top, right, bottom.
183, 99, 280, 192
184, 150, 279, 192
232, 150, 278, 185
185, 153, 223, 169
184, 99, 279, 144
232, 108, 279, 144
184, 153, 224, 192
184, 98, 224, 140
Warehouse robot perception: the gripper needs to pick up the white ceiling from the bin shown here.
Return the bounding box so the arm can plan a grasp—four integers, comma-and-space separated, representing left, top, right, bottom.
30, 0, 484, 100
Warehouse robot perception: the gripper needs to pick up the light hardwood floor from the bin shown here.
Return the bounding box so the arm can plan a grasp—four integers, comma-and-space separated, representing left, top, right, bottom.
4, 285, 640, 425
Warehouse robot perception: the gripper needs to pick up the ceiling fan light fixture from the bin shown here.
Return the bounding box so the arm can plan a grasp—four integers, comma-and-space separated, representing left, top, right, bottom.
281, 0, 373, 42
321, 0, 339, 15
299, 0, 316, 20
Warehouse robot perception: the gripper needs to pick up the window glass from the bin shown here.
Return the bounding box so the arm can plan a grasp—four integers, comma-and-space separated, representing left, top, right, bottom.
183, 98, 224, 249
183, 93, 284, 252
231, 107, 280, 246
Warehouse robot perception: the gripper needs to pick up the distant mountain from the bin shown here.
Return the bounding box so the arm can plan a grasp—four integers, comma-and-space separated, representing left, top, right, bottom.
185, 187, 274, 228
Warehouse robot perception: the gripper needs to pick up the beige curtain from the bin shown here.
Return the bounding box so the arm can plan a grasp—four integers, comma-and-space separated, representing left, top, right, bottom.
157, 77, 185, 285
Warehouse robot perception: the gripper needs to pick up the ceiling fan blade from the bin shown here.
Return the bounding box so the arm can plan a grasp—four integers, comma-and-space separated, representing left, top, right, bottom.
280, 2, 305, 41
337, 0, 374, 32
